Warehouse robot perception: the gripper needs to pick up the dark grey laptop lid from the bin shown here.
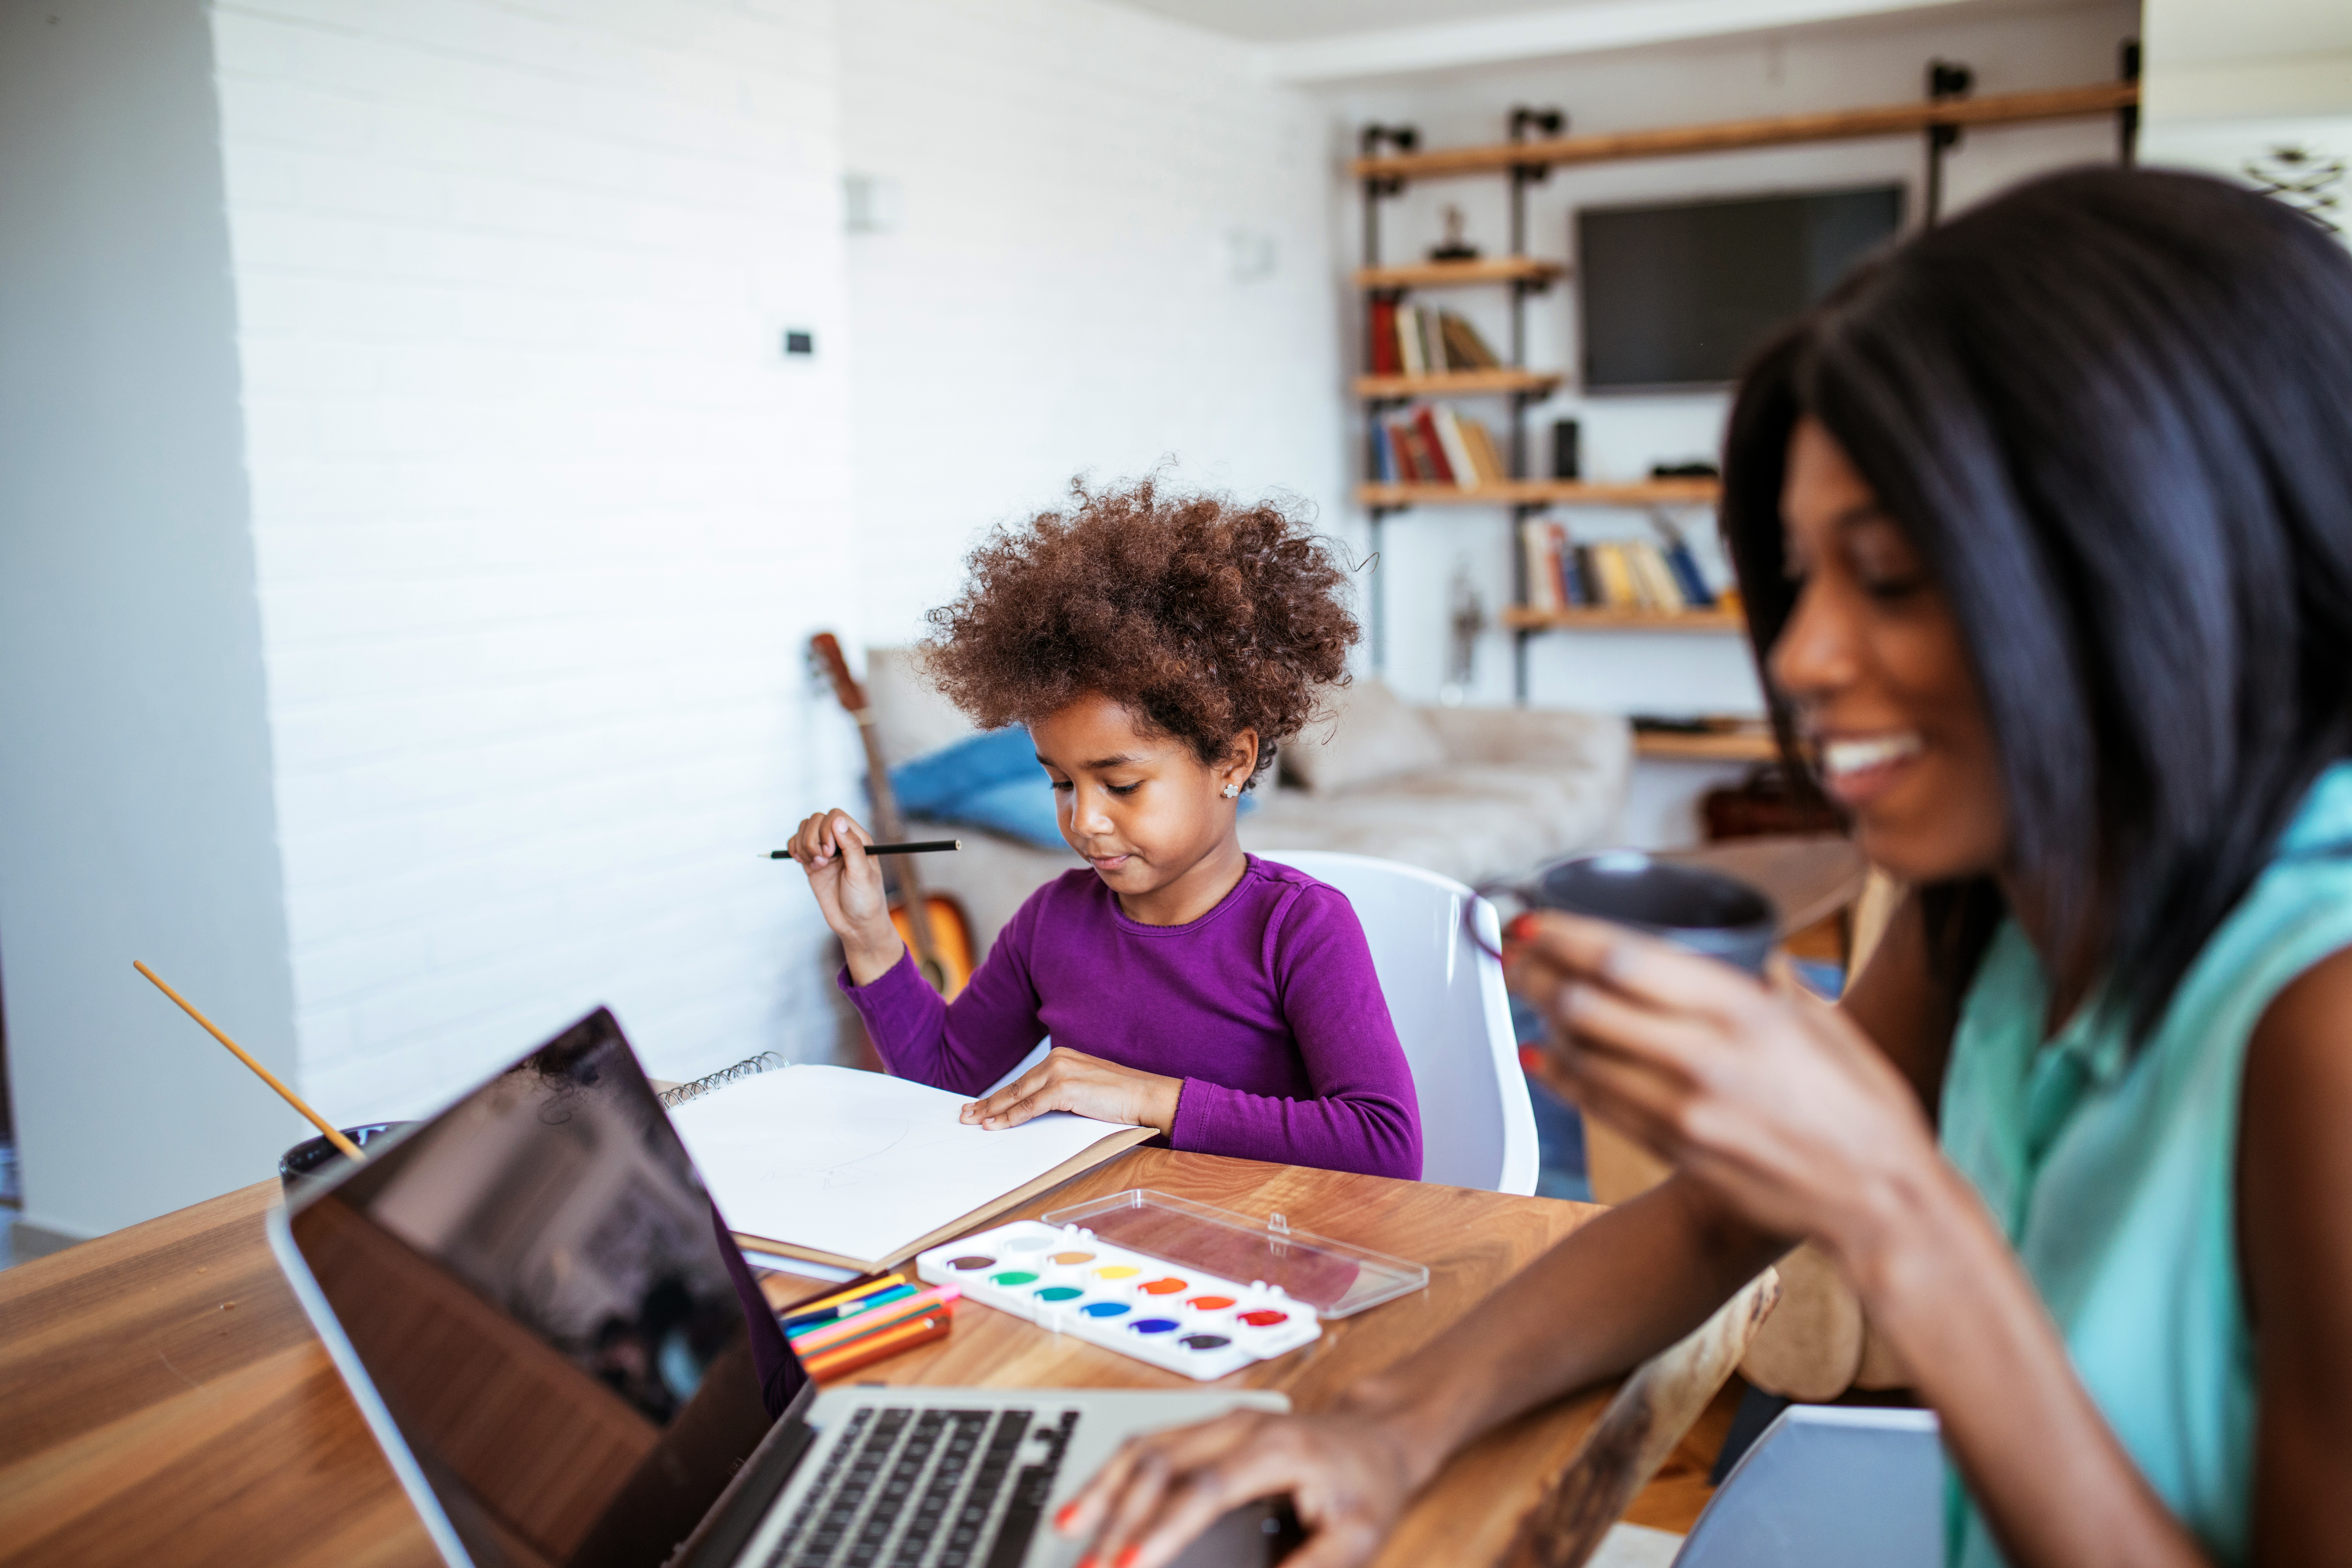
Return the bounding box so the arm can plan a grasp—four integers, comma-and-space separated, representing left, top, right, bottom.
281, 1008, 800, 1568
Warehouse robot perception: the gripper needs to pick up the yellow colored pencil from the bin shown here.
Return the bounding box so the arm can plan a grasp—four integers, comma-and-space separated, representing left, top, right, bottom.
134, 960, 365, 1163
778, 1272, 908, 1327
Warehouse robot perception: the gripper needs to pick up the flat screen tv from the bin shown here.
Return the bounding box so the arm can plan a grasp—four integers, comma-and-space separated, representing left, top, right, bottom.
1576, 185, 1904, 392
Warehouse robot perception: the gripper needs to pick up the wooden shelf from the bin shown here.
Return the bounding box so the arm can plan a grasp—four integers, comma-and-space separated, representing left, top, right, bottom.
1359, 478, 1720, 508
1502, 605, 1746, 634
1355, 257, 1566, 291
1351, 81, 2138, 181
1356, 368, 1561, 400
1636, 729, 1779, 763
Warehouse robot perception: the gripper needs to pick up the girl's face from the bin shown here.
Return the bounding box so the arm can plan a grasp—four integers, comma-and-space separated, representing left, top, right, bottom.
1029, 693, 1255, 905
1770, 418, 2008, 884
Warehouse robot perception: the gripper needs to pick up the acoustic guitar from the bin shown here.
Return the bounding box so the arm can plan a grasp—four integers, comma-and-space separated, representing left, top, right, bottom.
807, 634, 975, 1000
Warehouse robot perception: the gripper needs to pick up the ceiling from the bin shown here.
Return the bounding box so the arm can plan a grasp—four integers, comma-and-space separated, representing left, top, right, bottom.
1106, 0, 1653, 46
1102, 0, 2089, 81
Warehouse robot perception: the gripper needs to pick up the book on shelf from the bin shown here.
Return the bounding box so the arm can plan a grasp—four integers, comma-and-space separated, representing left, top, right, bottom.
1376, 406, 1510, 489
1396, 302, 1426, 376
1648, 513, 1718, 609
1369, 298, 1401, 376
1409, 407, 1456, 484
1386, 303, 1502, 378
1518, 525, 1723, 616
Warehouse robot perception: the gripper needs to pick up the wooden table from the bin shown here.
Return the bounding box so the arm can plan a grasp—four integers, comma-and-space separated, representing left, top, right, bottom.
0, 1150, 1730, 1567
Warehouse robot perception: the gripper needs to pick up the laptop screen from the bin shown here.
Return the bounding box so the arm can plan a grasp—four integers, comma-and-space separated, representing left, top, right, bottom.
286, 1009, 800, 1567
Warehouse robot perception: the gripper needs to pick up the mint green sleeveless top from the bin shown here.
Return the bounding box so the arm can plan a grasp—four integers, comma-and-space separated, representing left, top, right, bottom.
1939, 762, 2352, 1567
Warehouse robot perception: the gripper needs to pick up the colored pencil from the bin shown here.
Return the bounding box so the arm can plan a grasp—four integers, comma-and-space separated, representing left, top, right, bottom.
792, 1286, 961, 1356
803, 1314, 953, 1382
134, 960, 365, 1163
785, 1283, 917, 1338
779, 1273, 906, 1330
768, 840, 960, 860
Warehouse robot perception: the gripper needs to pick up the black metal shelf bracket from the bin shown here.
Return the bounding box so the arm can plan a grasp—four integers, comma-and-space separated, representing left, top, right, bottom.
1923, 60, 1973, 227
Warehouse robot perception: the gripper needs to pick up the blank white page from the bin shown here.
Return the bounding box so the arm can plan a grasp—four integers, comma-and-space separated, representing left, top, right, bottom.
667, 1064, 1138, 1266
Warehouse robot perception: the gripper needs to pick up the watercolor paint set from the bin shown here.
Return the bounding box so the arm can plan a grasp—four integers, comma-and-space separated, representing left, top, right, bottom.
912, 1189, 1429, 1382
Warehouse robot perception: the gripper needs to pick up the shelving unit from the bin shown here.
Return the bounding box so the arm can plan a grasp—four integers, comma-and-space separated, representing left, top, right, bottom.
1635, 729, 1780, 763
1354, 368, 1561, 400
1359, 478, 1718, 509
1352, 65, 2140, 694
1353, 257, 1565, 291
1349, 82, 2138, 183
1502, 606, 1745, 634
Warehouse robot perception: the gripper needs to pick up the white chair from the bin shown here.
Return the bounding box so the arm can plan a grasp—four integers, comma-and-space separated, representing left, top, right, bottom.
1258, 849, 1538, 1194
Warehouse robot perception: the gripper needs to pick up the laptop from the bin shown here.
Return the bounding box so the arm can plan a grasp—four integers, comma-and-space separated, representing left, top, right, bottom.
270, 1007, 1299, 1568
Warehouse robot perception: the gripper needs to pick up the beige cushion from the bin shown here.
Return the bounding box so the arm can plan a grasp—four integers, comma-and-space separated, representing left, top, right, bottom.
864, 647, 979, 762
1280, 678, 1446, 793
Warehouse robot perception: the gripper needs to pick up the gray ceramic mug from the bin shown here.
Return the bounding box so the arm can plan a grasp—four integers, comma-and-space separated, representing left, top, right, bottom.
1476, 849, 1779, 975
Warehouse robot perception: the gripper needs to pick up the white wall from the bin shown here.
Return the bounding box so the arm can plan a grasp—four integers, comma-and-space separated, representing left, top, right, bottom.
208, 0, 866, 1121
2141, 0, 2351, 243
0, 0, 305, 1239
838, 0, 1352, 645
1313, 0, 2140, 721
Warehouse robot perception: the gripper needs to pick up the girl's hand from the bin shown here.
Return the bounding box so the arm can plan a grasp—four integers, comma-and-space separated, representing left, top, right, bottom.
1505, 911, 1942, 1273
1057, 1405, 1429, 1568
785, 809, 904, 984
959, 1046, 1182, 1135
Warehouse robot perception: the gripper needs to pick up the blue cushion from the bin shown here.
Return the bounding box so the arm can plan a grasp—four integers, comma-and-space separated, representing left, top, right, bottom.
890, 730, 1063, 848
888, 727, 1252, 851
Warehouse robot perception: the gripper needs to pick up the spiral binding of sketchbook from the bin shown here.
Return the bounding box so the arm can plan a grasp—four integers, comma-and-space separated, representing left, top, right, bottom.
657, 1051, 785, 1109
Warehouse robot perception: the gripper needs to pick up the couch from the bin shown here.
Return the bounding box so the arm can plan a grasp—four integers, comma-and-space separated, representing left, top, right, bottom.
861, 648, 1632, 954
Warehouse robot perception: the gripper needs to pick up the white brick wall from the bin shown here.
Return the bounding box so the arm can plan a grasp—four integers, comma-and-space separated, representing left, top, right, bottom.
211, 0, 865, 1116
838, 0, 1352, 644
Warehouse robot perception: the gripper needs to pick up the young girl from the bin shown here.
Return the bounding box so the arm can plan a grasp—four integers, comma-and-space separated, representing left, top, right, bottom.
1062, 169, 2352, 1568
787, 480, 1421, 1181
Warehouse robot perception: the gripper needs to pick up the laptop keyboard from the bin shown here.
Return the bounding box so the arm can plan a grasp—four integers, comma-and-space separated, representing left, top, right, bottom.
762, 1406, 1083, 1568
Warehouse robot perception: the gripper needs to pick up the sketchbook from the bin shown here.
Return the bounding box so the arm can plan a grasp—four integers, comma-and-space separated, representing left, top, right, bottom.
663, 1060, 1155, 1274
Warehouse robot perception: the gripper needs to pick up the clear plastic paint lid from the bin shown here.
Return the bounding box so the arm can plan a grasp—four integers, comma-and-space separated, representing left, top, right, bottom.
1039, 1189, 1429, 1320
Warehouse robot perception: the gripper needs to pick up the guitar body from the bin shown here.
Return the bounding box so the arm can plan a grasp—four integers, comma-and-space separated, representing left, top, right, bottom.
808, 632, 977, 1005
890, 896, 975, 1000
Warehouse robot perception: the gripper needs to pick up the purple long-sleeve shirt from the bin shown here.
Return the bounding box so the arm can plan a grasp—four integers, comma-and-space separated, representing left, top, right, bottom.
837, 855, 1421, 1180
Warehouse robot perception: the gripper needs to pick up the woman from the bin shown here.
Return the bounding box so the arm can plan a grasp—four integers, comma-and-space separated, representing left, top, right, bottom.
1056, 168, 2352, 1568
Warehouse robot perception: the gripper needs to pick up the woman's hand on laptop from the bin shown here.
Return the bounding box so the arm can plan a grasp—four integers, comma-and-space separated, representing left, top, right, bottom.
786, 809, 906, 986
1056, 1405, 1426, 1568
959, 1046, 1182, 1135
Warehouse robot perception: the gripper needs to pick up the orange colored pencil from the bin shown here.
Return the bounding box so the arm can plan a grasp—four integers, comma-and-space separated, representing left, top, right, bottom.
793, 1286, 960, 1356
804, 1313, 952, 1382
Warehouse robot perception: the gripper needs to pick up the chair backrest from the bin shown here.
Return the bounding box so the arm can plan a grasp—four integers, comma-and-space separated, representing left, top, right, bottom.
1671, 1406, 1942, 1568
1256, 850, 1538, 1194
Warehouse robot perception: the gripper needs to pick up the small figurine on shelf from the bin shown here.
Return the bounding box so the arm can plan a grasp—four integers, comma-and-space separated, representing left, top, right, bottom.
1428, 205, 1480, 262
1440, 558, 1486, 706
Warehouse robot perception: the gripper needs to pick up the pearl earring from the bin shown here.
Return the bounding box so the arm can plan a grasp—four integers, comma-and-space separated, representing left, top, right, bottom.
1221, 783, 1241, 799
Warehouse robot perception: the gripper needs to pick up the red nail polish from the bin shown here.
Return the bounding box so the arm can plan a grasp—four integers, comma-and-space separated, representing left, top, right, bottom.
1506, 912, 1538, 941
1055, 1503, 1080, 1532
1519, 1045, 1542, 1073
1074, 1558, 1097, 1568
1115, 1549, 1141, 1568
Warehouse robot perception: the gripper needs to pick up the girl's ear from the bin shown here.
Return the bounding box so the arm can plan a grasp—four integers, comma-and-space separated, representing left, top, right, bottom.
1219, 729, 1260, 792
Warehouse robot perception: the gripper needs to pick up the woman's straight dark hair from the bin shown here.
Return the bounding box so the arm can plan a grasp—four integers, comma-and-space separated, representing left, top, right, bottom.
1721, 167, 2352, 1039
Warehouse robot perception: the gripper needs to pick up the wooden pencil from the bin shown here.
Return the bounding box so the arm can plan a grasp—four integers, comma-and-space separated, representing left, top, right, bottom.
133, 960, 366, 1163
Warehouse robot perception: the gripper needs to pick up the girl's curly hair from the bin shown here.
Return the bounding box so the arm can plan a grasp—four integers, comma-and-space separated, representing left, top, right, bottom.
919, 478, 1359, 785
